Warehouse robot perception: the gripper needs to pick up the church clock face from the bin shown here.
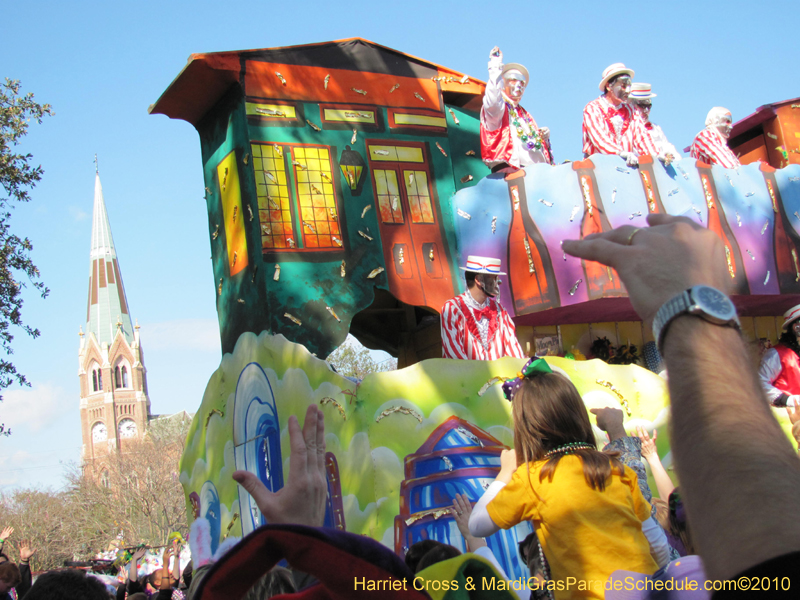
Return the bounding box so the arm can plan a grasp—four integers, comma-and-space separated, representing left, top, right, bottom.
92, 422, 107, 443
118, 418, 137, 439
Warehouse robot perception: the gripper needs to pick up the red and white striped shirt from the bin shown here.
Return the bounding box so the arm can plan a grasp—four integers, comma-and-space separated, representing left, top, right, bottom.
582, 97, 659, 157
690, 127, 741, 169
441, 292, 525, 361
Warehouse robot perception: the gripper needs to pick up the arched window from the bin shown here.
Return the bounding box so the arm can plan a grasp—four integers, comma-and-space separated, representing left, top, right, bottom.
114, 366, 121, 389
97, 370, 103, 391
92, 371, 98, 392
100, 470, 110, 488
121, 366, 128, 388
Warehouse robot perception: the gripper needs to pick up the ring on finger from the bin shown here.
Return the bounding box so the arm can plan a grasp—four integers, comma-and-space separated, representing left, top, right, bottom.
626, 228, 642, 246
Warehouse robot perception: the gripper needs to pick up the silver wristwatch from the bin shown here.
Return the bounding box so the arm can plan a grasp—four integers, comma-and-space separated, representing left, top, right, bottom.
652, 285, 740, 354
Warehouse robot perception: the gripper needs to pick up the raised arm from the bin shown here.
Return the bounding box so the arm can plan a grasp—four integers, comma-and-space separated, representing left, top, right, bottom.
469, 448, 515, 538
637, 426, 674, 500
563, 214, 800, 580
233, 404, 327, 527
481, 46, 506, 130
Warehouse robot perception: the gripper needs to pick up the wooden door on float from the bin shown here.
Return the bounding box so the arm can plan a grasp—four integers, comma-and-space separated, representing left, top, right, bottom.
366, 141, 454, 310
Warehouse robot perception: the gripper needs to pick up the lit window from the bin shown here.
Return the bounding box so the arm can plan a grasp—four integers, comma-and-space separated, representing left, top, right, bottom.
122, 366, 128, 388
251, 143, 343, 253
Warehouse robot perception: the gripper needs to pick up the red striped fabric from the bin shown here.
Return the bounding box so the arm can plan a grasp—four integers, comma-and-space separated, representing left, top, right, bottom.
441, 293, 526, 361
582, 98, 658, 157
690, 128, 741, 169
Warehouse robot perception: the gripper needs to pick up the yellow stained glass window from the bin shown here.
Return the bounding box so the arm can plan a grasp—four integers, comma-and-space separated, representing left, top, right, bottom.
375, 170, 403, 224
404, 170, 434, 223
251, 143, 294, 249
290, 146, 341, 249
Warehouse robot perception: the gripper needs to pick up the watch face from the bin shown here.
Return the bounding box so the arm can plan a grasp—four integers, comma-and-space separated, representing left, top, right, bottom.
118, 419, 137, 439
694, 285, 736, 321
92, 422, 107, 443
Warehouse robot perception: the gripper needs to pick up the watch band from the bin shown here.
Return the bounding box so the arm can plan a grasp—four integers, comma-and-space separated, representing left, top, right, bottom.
653, 290, 692, 354
652, 286, 739, 355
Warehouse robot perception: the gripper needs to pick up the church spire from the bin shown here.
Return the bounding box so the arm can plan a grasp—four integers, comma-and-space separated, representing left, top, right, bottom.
86, 171, 134, 346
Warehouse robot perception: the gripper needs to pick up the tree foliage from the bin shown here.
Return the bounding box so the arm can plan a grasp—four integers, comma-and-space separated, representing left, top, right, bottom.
0, 415, 190, 570
326, 336, 397, 379
0, 79, 53, 426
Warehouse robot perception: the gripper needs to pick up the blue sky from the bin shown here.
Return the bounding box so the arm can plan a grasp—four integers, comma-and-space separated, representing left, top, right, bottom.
1, 0, 796, 490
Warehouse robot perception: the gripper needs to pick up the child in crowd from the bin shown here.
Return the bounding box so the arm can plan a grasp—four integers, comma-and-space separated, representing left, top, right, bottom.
469, 358, 668, 599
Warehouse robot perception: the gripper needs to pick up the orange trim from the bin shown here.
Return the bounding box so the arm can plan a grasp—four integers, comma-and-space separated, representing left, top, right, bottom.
245, 60, 442, 111
638, 154, 654, 165
760, 162, 777, 173
571, 159, 595, 170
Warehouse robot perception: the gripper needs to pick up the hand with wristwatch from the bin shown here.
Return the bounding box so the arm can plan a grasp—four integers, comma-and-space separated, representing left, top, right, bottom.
562, 214, 740, 353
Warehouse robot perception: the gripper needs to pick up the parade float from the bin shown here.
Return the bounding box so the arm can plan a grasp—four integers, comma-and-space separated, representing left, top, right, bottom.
150, 38, 800, 578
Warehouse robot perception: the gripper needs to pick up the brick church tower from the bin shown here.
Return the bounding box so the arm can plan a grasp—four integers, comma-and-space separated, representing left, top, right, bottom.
78, 171, 150, 479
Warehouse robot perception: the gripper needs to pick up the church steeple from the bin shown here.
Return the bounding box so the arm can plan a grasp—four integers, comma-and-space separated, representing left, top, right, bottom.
86, 172, 133, 345
80, 167, 150, 477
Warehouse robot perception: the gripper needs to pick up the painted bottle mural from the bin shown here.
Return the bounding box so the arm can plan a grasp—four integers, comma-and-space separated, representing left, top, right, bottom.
574, 161, 625, 299
762, 165, 800, 292
505, 172, 557, 313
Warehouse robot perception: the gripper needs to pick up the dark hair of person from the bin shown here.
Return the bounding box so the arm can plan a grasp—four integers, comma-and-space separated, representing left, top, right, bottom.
778, 324, 800, 357
518, 532, 546, 578
465, 270, 477, 289
512, 372, 623, 491
405, 540, 442, 573
24, 569, 109, 600
415, 543, 461, 573
0, 562, 19, 586
148, 570, 161, 588
242, 566, 297, 600
668, 488, 696, 555
182, 560, 193, 589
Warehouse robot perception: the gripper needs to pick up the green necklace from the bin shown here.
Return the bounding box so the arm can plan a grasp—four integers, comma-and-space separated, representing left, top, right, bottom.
543, 442, 595, 459
506, 100, 543, 151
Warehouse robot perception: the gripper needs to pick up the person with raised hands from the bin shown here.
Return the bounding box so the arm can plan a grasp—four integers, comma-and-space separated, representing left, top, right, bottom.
562, 214, 800, 587
469, 357, 668, 600
637, 426, 675, 501
232, 404, 327, 527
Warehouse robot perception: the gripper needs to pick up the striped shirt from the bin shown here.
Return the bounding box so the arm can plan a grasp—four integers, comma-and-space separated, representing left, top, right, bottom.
690, 127, 741, 169
582, 97, 659, 157
441, 292, 525, 361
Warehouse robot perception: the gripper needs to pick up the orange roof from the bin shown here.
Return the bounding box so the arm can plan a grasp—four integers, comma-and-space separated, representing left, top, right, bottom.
149, 38, 486, 125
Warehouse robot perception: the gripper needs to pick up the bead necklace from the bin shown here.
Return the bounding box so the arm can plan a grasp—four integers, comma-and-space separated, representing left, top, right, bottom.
536, 537, 555, 600
543, 442, 594, 459
506, 100, 544, 151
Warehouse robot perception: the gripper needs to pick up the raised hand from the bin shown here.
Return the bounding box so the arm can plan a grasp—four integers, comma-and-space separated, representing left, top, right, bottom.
451, 492, 486, 551
18, 541, 35, 562
498, 448, 517, 484
233, 404, 327, 527
637, 426, 658, 458
563, 214, 730, 327
131, 546, 147, 562
0, 527, 13, 543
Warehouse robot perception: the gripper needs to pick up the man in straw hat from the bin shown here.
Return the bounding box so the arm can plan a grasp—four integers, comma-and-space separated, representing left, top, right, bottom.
582, 63, 661, 167
480, 46, 553, 173
441, 255, 525, 360
629, 82, 680, 161
758, 303, 800, 407
690, 107, 741, 169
